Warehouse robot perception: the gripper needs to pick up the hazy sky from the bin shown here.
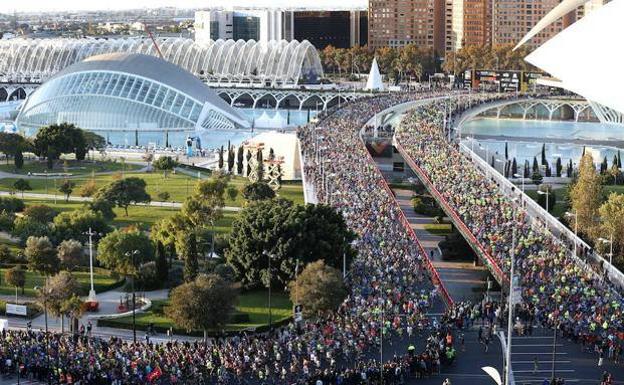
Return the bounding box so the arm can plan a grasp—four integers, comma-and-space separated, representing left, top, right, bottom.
0, 0, 367, 13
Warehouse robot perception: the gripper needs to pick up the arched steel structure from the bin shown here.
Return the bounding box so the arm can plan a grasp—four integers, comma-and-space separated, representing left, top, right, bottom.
0, 38, 324, 88
16, 53, 249, 134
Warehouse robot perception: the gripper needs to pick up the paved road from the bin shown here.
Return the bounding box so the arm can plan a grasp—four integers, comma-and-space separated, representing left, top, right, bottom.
393, 188, 490, 303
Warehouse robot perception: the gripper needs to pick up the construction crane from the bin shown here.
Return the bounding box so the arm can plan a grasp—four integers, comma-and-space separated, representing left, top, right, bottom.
130, 14, 164, 59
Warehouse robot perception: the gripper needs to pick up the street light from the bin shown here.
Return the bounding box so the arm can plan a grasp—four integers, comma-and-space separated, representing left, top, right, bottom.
83, 227, 102, 303
598, 235, 614, 265
564, 211, 578, 259
34, 285, 51, 385
125, 249, 140, 343
536, 189, 550, 212
262, 250, 275, 330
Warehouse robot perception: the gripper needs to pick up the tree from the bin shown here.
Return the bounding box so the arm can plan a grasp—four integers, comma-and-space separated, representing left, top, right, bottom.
155, 240, 168, 282
0, 197, 25, 213
245, 149, 252, 176
57, 240, 84, 270
40, 271, 81, 332
23, 204, 58, 224
79, 179, 98, 197
567, 159, 574, 178
25, 236, 60, 276
89, 198, 116, 220
14, 150, 23, 169
226, 199, 356, 288
511, 158, 518, 177
600, 156, 609, 175
150, 213, 190, 252
541, 143, 547, 166
32, 123, 86, 168
0, 132, 30, 166
53, 209, 110, 244
504, 142, 509, 160
288, 260, 347, 317
157, 191, 171, 206
236, 145, 244, 175
166, 274, 238, 339
556, 157, 563, 178
218, 145, 224, 170
531, 170, 543, 186
13, 178, 31, 198
227, 146, 235, 173
61, 295, 85, 333
97, 228, 154, 276
152, 156, 177, 178
12, 217, 50, 245
58, 180, 76, 202
242, 182, 276, 201
570, 153, 603, 237
257, 150, 264, 181
532, 156, 539, 173
524, 160, 530, 178
82, 131, 106, 154
226, 186, 238, 203
177, 230, 199, 282
94, 177, 151, 216
181, 176, 227, 228
598, 193, 624, 266
5, 265, 26, 299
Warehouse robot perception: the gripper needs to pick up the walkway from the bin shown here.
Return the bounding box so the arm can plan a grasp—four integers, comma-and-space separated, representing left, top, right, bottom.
393, 188, 489, 302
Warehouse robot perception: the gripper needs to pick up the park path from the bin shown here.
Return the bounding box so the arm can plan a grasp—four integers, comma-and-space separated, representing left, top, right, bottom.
393, 188, 489, 303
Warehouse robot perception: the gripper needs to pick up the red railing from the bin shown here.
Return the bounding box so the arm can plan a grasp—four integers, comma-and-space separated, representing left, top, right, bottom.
395, 141, 509, 286
358, 136, 455, 308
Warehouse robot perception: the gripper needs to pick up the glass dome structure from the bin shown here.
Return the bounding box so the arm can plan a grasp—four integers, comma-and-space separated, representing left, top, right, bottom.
15, 53, 250, 134
0, 37, 324, 88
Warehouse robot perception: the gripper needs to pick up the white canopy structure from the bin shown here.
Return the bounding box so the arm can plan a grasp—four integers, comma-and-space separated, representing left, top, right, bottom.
364, 58, 384, 91
0, 37, 324, 88
522, 0, 624, 117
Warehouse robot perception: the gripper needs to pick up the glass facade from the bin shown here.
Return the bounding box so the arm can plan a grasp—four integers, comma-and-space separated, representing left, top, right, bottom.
233, 16, 260, 41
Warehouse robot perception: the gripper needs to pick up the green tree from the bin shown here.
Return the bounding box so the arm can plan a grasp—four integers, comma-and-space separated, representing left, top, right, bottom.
94, 177, 151, 216
597, 193, 624, 266
570, 154, 603, 237
89, 198, 116, 220
32, 123, 86, 168
61, 294, 85, 333
531, 170, 543, 185
288, 260, 347, 317
5, 265, 26, 298
97, 228, 154, 276
177, 231, 199, 282
57, 239, 84, 270
25, 236, 60, 276
152, 156, 178, 178
150, 213, 190, 252
236, 145, 244, 175
181, 176, 227, 227
0, 197, 24, 213
227, 146, 235, 173
556, 157, 563, 178
155, 240, 169, 282
226, 199, 355, 288
23, 204, 58, 223
12, 217, 50, 245
166, 274, 238, 339
58, 179, 76, 202
13, 178, 31, 198
536, 184, 557, 212
14, 150, 23, 169
218, 145, 224, 170
226, 186, 238, 203
53, 209, 110, 244
0, 132, 30, 165
242, 182, 275, 201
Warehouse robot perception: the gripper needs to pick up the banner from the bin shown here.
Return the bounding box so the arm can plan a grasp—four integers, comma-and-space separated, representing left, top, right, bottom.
6, 303, 27, 316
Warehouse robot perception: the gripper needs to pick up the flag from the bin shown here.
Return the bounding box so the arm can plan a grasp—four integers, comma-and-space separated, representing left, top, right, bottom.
147, 367, 162, 382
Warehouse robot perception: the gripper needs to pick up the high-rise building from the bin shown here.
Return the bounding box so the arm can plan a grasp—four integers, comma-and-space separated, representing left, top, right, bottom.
492, 0, 569, 49
368, 0, 446, 52
445, 0, 490, 52
195, 10, 293, 43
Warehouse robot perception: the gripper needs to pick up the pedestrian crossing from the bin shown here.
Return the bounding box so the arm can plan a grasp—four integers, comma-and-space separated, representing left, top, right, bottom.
511, 335, 575, 385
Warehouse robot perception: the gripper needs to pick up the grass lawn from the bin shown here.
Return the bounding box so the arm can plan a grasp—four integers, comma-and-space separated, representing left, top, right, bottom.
0, 267, 122, 298
104, 290, 292, 333
423, 223, 453, 236
19, 198, 237, 232
0, 173, 304, 207
0, 159, 142, 176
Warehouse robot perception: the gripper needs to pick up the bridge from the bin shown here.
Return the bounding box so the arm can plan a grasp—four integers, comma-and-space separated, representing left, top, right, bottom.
0, 82, 372, 111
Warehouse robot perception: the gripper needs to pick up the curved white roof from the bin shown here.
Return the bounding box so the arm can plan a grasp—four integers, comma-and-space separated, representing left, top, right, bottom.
51, 52, 242, 121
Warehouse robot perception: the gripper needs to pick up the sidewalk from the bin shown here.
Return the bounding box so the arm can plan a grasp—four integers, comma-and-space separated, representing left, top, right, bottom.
393, 188, 489, 302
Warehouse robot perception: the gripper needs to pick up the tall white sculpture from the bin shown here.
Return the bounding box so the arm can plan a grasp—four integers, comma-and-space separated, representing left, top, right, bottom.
365, 58, 384, 91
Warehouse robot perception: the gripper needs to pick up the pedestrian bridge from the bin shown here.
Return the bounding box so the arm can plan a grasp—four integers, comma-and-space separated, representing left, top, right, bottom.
0, 82, 372, 112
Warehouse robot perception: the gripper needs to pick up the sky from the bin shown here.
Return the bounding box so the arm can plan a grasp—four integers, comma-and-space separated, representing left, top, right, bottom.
0, 0, 367, 13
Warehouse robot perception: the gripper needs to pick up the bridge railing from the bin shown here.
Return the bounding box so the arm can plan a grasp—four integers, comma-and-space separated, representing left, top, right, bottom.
458, 142, 624, 291
395, 141, 509, 286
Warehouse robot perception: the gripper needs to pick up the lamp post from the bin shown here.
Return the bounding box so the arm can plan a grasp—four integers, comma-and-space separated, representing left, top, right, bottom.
564, 211, 578, 259
125, 249, 140, 343
34, 285, 51, 385
83, 227, 100, 302
262, 250, 275, 330
598, 234, 614, 265
513, 173, 525, 200
537, 189, 550, 212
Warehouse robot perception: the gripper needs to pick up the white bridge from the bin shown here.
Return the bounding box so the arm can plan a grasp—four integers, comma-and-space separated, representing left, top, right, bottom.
0, 82, 371, 112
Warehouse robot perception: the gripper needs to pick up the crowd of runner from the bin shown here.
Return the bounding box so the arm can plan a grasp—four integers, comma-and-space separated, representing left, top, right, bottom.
0, 92, 462, 385
394, 96, 624, 358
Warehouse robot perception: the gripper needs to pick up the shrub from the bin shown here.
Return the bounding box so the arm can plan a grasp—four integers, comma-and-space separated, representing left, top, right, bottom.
0, 197, 25, 213
0, 210, 15, 232
23, 205, 58, 224
79, 179, 98, 197
0, 244, 15, 264
12, 217, 50, 246
136, 261, 161, 291
412, 195, 445, 217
